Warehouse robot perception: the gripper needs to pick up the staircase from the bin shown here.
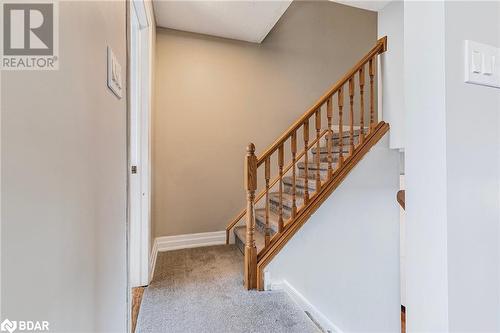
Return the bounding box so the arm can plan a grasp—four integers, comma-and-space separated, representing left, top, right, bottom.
234, 130, 359, 253
226, 37, 389, 290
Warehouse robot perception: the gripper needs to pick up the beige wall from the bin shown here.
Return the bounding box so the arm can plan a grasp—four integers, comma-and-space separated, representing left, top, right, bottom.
1, 1, 127, 332
153, 0, 377, 237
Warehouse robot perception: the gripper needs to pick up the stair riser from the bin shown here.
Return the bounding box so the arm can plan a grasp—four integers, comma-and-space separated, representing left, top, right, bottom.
269, 200, 293, 219
322, 136, 359, 149
309, 154, 340, 164
298, 168, 329, 180
255, 215, 278, 236
319, 155, 340, 163
233, 225, 266, 253
235, 233, 245, 254
312, 147, 349, 155
329, 129, 363, 139
283, 182, 315, 196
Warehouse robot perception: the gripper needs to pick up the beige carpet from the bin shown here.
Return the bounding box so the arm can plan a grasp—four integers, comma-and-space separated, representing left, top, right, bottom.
136, 245, 321, 333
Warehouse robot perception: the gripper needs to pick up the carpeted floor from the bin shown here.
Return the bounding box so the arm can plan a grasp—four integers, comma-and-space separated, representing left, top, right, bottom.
136, 245, 321, 333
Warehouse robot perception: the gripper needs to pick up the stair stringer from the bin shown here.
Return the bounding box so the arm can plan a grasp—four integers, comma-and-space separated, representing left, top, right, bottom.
256, 122, 390, 290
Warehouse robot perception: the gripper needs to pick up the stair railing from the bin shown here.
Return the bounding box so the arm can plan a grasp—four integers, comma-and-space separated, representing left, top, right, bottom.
227, 37, 388, 289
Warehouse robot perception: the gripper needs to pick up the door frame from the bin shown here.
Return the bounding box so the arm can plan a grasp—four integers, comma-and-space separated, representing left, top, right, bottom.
128, 0, 153, 289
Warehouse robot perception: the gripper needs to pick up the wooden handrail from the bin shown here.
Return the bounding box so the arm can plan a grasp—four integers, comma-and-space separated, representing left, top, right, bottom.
225, 129, 329, 243
226, 36, 388, 290
397, 190, 405, 210
256, 36, 387, 167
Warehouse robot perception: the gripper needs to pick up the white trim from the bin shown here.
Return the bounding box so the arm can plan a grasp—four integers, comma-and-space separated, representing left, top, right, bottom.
156, 231, 226, 251
129, 0, 153, 288
149, 231, 227, 280
271, 280, 344, 333
133, 0, 150, 29
0, 55, 3, 318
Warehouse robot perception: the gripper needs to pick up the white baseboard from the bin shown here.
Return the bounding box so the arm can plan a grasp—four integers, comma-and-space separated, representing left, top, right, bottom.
272, 280, 344, 333
149, 230, 226, 280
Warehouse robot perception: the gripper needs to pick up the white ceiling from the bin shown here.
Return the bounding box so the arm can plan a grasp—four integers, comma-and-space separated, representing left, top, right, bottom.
331, 0, 393, 12
153, 0, 292, 43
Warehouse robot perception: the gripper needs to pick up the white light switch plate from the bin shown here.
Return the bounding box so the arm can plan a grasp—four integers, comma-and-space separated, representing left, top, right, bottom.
107, 46, 123, 98
464, 40, 500, 89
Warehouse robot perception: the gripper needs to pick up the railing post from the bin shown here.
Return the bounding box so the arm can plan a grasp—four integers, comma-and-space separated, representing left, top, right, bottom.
326, 97, 333, 178
303, 121, 310, 204
369, 58, 375, 131
338, 87, 344, 166
348, 77, 355, 156
291, 131, 297, 217
315, 109, 321, 190
244, 143, 257, 290
278, 144, 284, 233
359, 67, 365, 144
264, 157, 271, 246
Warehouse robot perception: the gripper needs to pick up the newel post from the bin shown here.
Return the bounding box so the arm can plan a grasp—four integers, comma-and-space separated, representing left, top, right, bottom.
244, 143, 258, 290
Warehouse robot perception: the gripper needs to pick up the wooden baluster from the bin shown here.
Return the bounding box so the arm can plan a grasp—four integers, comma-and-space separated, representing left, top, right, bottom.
303, 121, 310, 204
244, 143, 257, 290
291, 131, 297, 218
278, 144, 284, 232
369, 58, 375, 131
264, 157, 271, 246
359, 66, 365, 144
338, 87, 344, 167
326, 97, 333, 178
315, 109, 321, 191
349, 77, 355, 155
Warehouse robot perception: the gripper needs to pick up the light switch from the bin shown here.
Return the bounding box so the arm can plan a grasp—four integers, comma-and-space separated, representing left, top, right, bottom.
483, 55, 495, 75
464, 40, 500, 89
472, 51, 482, 73
107, 46, 123, 98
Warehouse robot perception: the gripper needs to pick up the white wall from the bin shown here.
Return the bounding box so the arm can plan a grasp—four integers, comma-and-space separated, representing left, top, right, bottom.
378, 0, 404, 150
405, 1, 500, 331
444, 2, 500, 331
1, 2, 127, 332
404, 1, 450, 331
266, 135, 401, 332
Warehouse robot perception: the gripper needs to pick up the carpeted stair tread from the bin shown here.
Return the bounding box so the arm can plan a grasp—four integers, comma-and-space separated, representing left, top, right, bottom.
309, 151, 341, 163
234, 225, 265, 253
255, 208, 280, 234
269, 191, 304, 211
283, 175, 318, 191
330, 128, 363, 139
323, 134, 360, 146
297, 161, 330, 171
297, 162, 329, 180
311, 145, 350, 154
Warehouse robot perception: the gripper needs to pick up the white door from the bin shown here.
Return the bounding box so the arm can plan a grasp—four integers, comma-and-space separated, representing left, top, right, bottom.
129, 0, 151, 288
